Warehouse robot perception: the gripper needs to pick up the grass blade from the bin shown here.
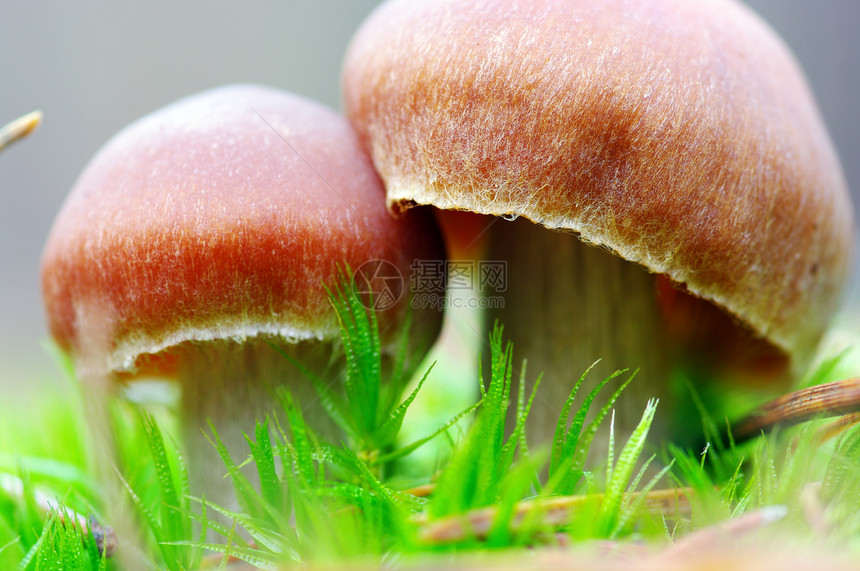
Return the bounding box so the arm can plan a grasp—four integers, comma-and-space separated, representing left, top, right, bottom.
373, 363, 435, 450
598, 399, 658, 536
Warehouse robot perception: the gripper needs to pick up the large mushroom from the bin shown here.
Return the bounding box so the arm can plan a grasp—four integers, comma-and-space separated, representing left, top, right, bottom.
41, 85, 445, 496
342, 0, 854, 444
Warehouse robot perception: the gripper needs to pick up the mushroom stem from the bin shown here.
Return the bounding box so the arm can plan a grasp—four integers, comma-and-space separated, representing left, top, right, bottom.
0, 110, 42, 152
177, 338, 341, 503
486, 218, 670, 447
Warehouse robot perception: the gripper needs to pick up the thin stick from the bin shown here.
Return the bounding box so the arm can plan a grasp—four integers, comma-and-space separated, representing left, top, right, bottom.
0, 110, 42, 152
813, 412, 860, 443
404, 482, 436, 498
732, 378, 860, 442
415, 487, 694, 544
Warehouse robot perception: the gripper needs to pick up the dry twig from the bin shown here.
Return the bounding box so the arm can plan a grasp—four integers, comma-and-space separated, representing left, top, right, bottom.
416, 487, 694, 544
732, 378, 860, 442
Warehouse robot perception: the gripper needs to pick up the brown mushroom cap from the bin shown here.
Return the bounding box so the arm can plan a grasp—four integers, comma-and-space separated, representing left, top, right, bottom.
42, 84, 445, 378
343, 0, 854, 372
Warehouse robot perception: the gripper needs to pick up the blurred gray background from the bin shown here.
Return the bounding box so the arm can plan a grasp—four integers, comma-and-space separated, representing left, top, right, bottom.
1, 1, 858, 388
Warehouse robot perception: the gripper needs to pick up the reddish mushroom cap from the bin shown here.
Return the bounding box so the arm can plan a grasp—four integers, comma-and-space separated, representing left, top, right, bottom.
343, 0, 855, 371
42, 84, 445, 377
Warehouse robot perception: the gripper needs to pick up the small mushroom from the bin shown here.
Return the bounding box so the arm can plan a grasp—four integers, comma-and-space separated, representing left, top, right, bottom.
342, 0, 854, 444
41, 85, 445, 498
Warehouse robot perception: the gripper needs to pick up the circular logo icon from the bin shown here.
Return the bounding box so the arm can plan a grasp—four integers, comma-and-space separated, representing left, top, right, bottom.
353, 259, 404, 311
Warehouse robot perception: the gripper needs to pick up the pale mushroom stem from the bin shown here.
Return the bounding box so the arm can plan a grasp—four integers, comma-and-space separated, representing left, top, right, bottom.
178, 339, 341, 504
0, 110, 42, 152
486, 218, 671, 449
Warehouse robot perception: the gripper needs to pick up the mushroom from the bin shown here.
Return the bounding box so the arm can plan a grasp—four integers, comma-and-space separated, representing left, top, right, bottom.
342, 0, 854, 445
41, 85, 446, 497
